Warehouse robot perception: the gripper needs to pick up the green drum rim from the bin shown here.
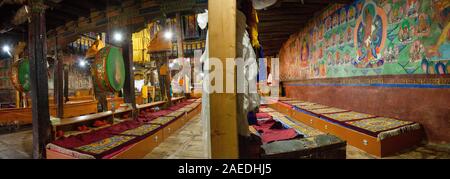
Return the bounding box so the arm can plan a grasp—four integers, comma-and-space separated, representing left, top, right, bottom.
10, 59, 30, 93
18, 59, 30, 92
105, 47, 125, 92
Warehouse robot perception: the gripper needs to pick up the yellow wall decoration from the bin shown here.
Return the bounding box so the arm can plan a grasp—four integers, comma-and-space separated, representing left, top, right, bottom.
132, 23, 154, 63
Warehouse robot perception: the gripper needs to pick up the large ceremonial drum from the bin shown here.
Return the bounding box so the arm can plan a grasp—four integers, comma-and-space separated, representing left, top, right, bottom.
93, 47, 126, 92
10, 58, 30, 93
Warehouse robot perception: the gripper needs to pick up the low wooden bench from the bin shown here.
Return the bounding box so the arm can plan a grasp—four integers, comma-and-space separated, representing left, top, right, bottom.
46, 98, 202, 159
261, 135, 346, 159
267, 99, 423, 157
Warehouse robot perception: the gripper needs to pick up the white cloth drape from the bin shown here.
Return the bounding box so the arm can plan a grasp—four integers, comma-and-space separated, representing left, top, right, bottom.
252, 0, 277, 10
237, 10, 260, 137
198, 10, 211, 158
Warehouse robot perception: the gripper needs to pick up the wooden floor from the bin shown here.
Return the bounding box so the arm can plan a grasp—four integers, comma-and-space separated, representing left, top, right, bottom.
0, 113, 449, 159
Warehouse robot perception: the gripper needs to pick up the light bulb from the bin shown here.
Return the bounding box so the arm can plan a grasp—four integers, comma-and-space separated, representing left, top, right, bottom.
164, 31, 173, 40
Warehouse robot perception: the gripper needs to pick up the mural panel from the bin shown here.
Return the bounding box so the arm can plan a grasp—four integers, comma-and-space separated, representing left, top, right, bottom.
279, 0, 450, 81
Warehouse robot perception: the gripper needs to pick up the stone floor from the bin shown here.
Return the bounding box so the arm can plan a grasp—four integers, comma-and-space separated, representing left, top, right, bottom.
144, 114, 208, 159
346, 143, 450, 159
0, 129, 32, 159
0, 114, 449, 159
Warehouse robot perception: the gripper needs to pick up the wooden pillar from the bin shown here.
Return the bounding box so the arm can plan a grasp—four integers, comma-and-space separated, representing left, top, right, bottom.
176, 13, 184, 59
165, 55, 172, 106
208, 0, 239, 159
54, 49, 64, 118
176, 13, 185, 97
122, 31, 137, 116
63, 65, 69, 102
15, 91, 20, 109
28, 0, 50, 159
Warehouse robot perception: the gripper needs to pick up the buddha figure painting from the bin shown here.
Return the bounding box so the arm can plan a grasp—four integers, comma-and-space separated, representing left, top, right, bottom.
341, 9, 347, 24
326, 17, 332, 31
416, 13, 430, 37
333, 13, 339, 28
426, 0, 450, 60
410, 41, 424, 63
399, 20, 413, 43
347, 26, 353, 42
354, 1, 387, 68
348, 6, 356, 21
300, 39, 309, 68
406, 0, 419, 17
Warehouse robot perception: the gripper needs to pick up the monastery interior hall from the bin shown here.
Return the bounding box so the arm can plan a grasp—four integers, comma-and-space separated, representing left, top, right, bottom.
0, 0, 449, 159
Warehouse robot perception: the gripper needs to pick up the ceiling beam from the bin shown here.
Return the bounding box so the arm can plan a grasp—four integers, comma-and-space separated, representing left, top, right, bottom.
46, 1, 90, 17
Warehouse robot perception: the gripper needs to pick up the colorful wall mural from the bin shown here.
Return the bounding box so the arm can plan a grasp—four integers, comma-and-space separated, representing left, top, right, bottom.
279, 0, 450, 81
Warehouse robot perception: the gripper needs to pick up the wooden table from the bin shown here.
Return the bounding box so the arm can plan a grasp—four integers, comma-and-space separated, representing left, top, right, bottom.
50, 100, 98, 118
51, 111, 114, 138
0, 100, 98, 125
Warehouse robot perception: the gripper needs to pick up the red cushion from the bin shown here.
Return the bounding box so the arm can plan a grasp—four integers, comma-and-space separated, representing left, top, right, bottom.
260, 128, 298, 144
256, 113, 271, 119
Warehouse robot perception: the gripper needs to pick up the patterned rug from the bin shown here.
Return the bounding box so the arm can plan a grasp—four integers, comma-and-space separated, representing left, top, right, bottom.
277, 97, 295, 101
275, 115, 296, 127
300, 104, 330, 110
260, 108, 275, 113
150, 116, 176, 125
283, 100, 305, 105
323, 111, 375, 122
346, 117, 415, 133
279, 117, 323, 137
292, 102, 316, 107
178, 107, 194, 113
186, 103, 200, 109
309, 107, 349, 114
167, 111, 185, 117
268, 112, 285, 118
121, 124, 160, 136
75, 135, 136, 155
